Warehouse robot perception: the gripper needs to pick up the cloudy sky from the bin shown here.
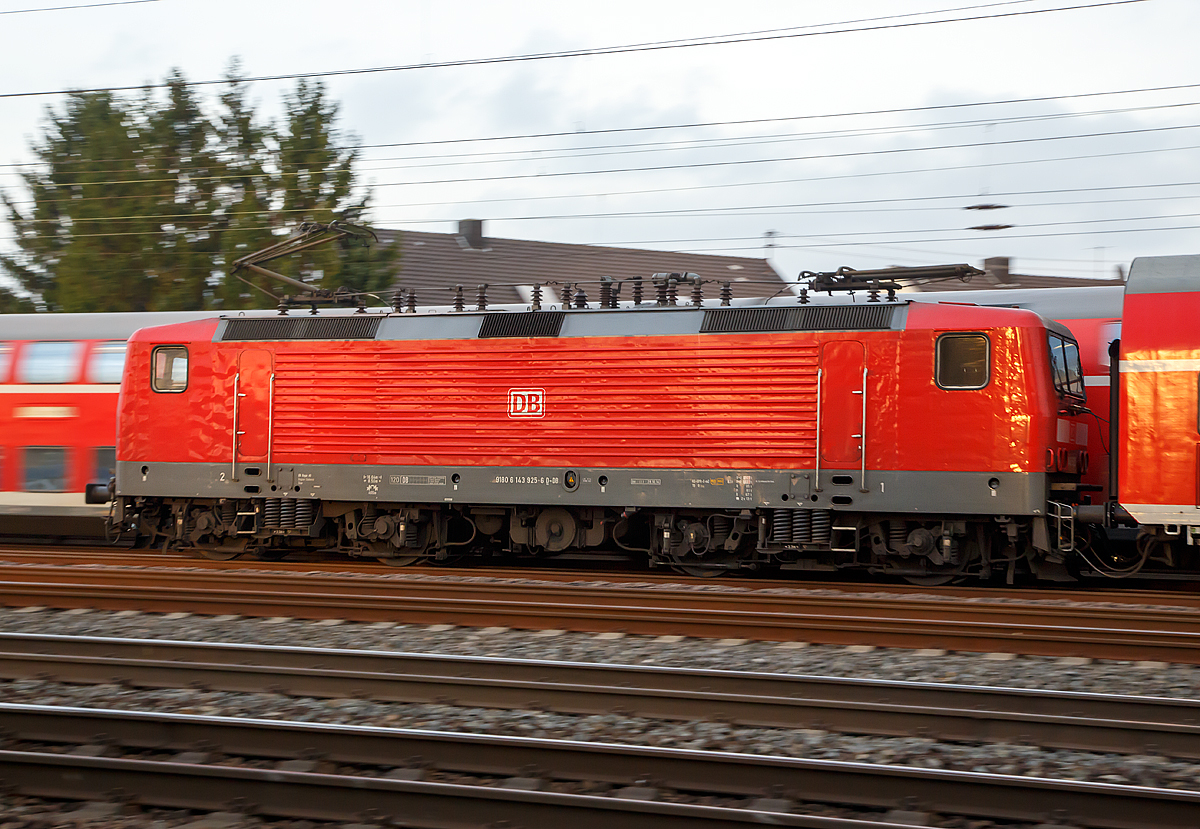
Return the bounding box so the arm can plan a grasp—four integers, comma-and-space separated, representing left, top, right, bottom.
1, 0, 1196, 290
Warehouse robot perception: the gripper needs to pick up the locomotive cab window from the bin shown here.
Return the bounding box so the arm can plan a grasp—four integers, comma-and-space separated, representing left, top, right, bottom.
151, 346, 188, 392
1048, 333, 1086, 402
936, 333, 990, 389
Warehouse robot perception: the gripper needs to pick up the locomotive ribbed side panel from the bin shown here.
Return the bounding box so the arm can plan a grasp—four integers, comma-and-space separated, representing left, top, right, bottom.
270, 335, 820, 469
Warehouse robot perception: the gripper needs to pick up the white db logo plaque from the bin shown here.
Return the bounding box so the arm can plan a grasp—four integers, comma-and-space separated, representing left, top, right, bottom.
508, 388, 545, 418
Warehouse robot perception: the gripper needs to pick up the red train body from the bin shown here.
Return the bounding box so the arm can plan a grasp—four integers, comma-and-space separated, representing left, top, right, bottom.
113, 292, 1100, 581
0, 312, 215, 535
1118, 256, 1200, 550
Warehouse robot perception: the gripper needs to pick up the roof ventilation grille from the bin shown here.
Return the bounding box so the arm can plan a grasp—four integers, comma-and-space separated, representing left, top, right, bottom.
701, 305, 895, 333
479, 312, 565, 338
222, 316, 382, 341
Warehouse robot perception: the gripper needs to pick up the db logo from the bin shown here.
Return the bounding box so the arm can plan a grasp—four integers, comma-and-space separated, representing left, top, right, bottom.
508, 388, 546, 419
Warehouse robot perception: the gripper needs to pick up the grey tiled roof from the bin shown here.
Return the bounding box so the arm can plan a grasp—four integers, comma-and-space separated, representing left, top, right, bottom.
379, 227, 791, 306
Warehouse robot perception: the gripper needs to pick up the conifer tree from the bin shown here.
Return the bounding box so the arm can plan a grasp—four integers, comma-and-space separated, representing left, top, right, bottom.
1, 65, 394, 313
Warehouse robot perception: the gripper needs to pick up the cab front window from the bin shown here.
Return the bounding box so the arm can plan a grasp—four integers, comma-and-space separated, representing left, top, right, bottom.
1048, 332, 1085, 403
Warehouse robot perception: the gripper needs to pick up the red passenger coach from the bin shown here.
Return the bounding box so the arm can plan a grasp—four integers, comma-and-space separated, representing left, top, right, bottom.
114, 287, 1094, 581
1118, 254, 1200, 546
0, 312, 216, 536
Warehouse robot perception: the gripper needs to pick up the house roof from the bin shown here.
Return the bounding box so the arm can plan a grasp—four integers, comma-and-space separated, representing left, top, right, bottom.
379, 224, 791, 306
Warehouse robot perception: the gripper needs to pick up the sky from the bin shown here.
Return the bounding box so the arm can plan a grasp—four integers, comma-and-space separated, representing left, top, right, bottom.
1, 0, 1197, 294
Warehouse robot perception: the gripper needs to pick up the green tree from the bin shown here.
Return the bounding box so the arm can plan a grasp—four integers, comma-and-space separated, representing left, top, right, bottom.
210, 60, 280, 309
0, 286, 34, 313
2, 91, 155, 311
1, 67, 392, 313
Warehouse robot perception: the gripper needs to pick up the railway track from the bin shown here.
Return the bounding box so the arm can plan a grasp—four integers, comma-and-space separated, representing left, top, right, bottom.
5, 543, 1200, 609
5, 646, 1200, 827
4, 632, 1200, 759
1, 560, 1199, 661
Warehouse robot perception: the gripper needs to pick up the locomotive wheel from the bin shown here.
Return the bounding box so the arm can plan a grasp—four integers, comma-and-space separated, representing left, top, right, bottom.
194, 546, 243, 561
375, 554, 425, 567
902, 573, 959, 586
190, 538, 248, 561
667, 553, 737, 578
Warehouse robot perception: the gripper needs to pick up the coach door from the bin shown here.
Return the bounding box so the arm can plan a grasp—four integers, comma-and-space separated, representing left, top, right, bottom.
818, 341, 866, 483
233, 349, 274, 469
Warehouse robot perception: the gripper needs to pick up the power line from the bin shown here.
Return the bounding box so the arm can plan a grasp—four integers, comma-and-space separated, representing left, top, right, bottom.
5, 121, 1196, 197
5, 83, 1197, 176
0, 0, 155, 14
12, 182, 1200, 229
0, 0, 1147, 100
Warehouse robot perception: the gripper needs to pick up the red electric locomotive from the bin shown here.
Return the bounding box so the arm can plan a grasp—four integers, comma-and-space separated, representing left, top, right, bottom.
110, 264, 1098, 582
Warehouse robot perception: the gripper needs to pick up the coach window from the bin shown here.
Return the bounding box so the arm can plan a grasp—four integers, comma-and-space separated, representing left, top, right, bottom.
94, 447, 116, 483
936, 333, 990, 389
88, 341, 127, 384
152, 346, 188, 392
18, 341, 84, 384
0, 342, 11, 383
22, 447, 66, 492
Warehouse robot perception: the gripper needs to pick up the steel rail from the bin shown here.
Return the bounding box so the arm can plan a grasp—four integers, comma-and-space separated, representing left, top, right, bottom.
2, 633, 1199, 759
1, 563, 1197, 629
4, 548, 1200, 611
4, 703, 1200, 829
2, 568, 1200, 660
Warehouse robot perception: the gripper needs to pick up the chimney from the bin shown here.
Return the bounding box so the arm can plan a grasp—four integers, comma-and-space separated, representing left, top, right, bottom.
982, 256, 1015, 287
458, 219, 486, 250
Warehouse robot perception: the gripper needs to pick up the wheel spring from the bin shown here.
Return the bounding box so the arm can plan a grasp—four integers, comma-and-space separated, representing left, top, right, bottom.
772, 509, 794, 544
280, 499, 297, 529
810, 510, 832, 545
263, 498, 281, 530
361, 505, 377, 535
220, 501, 236, 526
889, 520, 908, 551
295, 500, 315, 529
793, 510, 813, 544
404, 521, 420, 546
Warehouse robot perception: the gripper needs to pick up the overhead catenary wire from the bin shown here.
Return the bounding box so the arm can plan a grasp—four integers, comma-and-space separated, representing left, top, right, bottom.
5, 122, 1198, 203
0, 0, 1147, 101
7, 82, 1200, 175
0, 0, 155, 14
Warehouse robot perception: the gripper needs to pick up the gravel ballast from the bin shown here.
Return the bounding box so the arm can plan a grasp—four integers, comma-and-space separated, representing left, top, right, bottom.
2, 577, 1199, 827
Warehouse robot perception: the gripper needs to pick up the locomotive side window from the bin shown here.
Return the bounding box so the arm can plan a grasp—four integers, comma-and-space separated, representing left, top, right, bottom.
88, 341, 127, 384
152, 346, 188, 392
936, 333, 990, 389
22, 447, 66, 492
1048, 333, 1086, 400
18, 341, 84, 384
